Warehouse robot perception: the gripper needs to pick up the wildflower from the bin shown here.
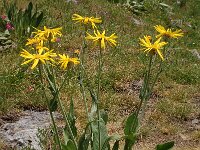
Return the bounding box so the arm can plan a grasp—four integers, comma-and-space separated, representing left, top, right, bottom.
1, 15, 6, 20
26, 37, 46, 47
20, 49, 57, 69
6, 23, 14, 30
58, 54, 80, 70
70, 57, 80, 64
33, 26, 62, 42
85, 30, 117, 49
154, 25, 184, 38
74, 49, 80, 55
139, 35, 167, 60
56, 38, 61, 42
72, 14, 102, 28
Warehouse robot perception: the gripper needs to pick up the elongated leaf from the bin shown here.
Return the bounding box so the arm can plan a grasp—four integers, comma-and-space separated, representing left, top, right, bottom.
78, 132, 90, 150
49, 98, 58, 112
124, 113, 138, 135
27, 2, 33, 20
62, 140, 76, 150
88, 88, 97, 119
91, 119, 109, 150
124, 113, 138, 150
35, 12, 43, 27
112, 141, 119, 150
101, 135, 121, 150
156, 141, 175, 150
100, 109, 108, 125
67, 97, 77, 137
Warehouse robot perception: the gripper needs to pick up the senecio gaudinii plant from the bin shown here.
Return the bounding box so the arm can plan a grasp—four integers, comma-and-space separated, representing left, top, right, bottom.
20, 13, 183, 150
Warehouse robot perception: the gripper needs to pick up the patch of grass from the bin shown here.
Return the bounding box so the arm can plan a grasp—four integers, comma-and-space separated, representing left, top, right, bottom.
0, 0, 200, 149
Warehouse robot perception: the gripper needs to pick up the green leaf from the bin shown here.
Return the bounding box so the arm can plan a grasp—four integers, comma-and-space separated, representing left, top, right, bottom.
49, 98, 58, 112
62, 140, 76, 150
88, 88, 97, 119
62, 128, 76, 150
78, 132, 90, 150
102, 135, 121, 150
27, 2, 33, 19
112, 141, 119, 150
35, 12, 43, 27
91, 119, 109, 150
156, 141, 175, 150
100, 110, 108, 125
123, 113, 138, 150
0, 36, 8, 40
67, 97, 77, 137
124, 113, 138, 135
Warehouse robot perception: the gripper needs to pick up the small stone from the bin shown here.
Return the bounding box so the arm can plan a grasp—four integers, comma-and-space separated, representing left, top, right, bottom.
191, 49, 200, 60
192, 119, 199, 124
179, 133, 189, 141
132, 18, 143, 26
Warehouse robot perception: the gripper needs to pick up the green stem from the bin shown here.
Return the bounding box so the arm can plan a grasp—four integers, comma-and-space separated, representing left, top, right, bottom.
97, 47, 102, 150
43, 65, 78, 149
130, 56, 153, 134
57, 94, 78, 149
146, 60, 163, 100
38, 64, 62, 150
140, 54, 153, 119
79, 27, 90, 120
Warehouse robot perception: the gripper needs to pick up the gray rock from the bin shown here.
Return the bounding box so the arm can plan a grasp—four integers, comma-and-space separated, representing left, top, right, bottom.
66, 0, 78, 4
192, 119, 199, 124
0, 110, 62, 150
191, 49, 200, 60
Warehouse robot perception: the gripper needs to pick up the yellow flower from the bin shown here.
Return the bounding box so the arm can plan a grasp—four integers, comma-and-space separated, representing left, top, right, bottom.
72, 14, 102, 28
58, 54, 80, 70
85, 30, 117, 49
74, 49, 80, 55
33, 26, 62, 42
70, 58, 80, 65
20, 49, 57, 69
26, 37, 46, 47
139, 36, 167, 60
36, 46, 50, 54
154, 25, 184, 38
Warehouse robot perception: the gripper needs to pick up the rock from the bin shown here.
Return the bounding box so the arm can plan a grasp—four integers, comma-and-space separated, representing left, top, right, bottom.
132, 18, 143, 26
66, 0, 78, 3
0, 110, 62, 150
191, 49, 200, 60
179, 133, 189, 141
192, 119, 199, 125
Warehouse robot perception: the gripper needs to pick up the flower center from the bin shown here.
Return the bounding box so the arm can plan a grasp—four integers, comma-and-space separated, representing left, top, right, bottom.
84, 17, 90, 24
34, 54, 44, 59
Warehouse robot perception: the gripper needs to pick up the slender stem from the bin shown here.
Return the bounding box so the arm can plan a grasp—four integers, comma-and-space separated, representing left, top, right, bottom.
78, 27, 90, 120
57, 94, 78, 149
146, 60, 163, 100
38, 64, 62, 150
43, 66, 78, 149
140, 55, 153, 119
130, 55, 153, 133
97, 46, 102, 150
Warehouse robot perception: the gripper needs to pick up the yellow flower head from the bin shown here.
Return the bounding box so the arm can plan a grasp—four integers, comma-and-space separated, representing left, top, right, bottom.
36, 46, 50, 54
139, 35, 167, 60
20, 49, 57, 69
85, 30, 117, 49
154, 25, 184, 39
74, 49, 80, 55
26, 37, 47, 47
58, 54, 80, 70
72, 14, 102, 29
33, 26, 62, 42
